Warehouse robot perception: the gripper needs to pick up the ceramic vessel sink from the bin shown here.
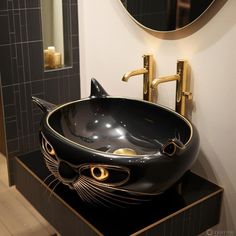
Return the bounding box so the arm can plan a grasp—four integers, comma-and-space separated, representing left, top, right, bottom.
32, 79, 199, 207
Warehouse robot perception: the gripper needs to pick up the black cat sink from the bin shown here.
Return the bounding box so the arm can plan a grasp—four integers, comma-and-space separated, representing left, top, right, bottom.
32, 78, 199, 207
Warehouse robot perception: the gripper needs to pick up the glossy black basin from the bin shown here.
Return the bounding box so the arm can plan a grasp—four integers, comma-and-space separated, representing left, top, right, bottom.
32, 79, 199, 207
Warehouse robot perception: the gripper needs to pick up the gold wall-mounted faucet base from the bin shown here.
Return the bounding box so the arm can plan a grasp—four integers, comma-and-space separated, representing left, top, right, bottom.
176, 60, 192, 117
122, 54, 155, 102
151, 60, 191, 117
122, 56, 192, 117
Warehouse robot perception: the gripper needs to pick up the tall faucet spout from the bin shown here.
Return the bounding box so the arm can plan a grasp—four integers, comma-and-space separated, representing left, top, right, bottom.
151, 74, 180, 89
122, 68, 148, 82
121, 54, 154, 102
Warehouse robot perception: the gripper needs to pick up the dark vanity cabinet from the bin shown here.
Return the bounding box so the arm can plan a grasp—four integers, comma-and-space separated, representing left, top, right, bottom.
14, 151, 223, 236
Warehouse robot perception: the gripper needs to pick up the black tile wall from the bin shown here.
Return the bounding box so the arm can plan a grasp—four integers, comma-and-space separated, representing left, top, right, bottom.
26, 0, 40, 9
0, 15, 10, 45
26, 9, 42, 41
0, 1, 8, 11
29, 42, 44, 81
0, 0, 80, 184
0, 46, 13, 86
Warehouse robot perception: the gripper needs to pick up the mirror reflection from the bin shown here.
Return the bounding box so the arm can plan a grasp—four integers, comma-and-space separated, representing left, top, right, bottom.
41, 0, 72, 70
121, 0, 215, 31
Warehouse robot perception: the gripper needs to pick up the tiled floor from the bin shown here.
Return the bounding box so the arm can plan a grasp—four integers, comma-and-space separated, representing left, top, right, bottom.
0, 153, 58, 236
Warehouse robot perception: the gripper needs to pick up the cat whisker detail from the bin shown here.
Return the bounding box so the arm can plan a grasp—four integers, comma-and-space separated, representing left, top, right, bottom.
49, 180, 61, 198
84, 176, 148, 203
43, 173, 54, 184
74, 180, 109, 207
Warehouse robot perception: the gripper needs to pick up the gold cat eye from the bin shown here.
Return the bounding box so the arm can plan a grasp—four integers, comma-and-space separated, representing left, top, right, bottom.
45, 141, 55, 156
90, 166, 109, 181
41, 133, 56, 156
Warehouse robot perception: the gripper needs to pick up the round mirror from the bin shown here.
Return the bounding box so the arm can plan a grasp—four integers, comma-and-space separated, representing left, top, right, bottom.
120, 0, 226, 37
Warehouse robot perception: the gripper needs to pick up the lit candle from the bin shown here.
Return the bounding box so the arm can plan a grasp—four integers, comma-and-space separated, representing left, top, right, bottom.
47, 46, 56, 54
53, 52, 61, 68
44, 49, 49, 68
47, 46, 56, 68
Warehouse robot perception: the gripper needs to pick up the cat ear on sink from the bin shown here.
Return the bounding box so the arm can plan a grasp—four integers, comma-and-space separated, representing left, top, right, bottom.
90, 78, 109, 98
32, 96, 56, 114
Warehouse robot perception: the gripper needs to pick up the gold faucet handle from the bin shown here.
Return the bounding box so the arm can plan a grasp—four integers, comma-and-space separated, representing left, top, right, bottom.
182, 91, 193, 100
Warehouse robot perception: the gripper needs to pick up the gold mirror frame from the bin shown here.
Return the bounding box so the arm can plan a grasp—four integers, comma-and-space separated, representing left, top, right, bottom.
119, 0, 228, 39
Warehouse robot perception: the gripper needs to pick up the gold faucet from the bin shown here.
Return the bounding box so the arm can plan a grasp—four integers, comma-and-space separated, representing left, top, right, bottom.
151, 60, 192, 117
151, 74, 180, 89
122, 54, 154, 102
122, 68, 148, 81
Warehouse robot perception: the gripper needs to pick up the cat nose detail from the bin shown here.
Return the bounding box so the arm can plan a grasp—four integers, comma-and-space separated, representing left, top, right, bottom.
58, 161, 77, 183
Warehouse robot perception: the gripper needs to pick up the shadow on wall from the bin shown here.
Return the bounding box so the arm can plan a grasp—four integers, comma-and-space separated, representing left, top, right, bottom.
194, 149, 236, 234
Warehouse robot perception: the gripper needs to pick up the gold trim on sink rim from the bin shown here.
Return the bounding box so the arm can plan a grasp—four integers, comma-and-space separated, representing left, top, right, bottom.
45, 97, 193, 158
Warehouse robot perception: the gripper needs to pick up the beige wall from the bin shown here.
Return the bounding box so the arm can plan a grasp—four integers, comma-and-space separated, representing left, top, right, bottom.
78, 0, 236, 233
